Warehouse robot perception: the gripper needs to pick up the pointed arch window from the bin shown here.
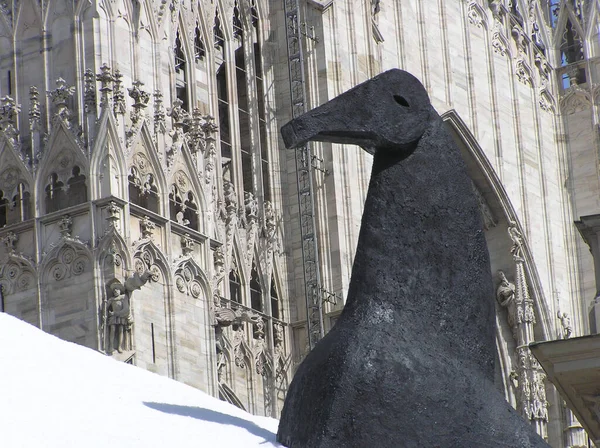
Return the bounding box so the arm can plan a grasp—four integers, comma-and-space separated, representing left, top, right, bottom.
3, 183, 32, 226
560, 19, 584, 65
215, 11, 232, 182
67, 166, 88, 207
194, 24, 206, 62
270, 274, 280, 320
236, 41, 253, 194
11, 183, 31, 223
128, 167, 160, 214
174, 31, 189, 111
250, 263, 262, 312
169, 184, 199, 231
44, 173, 65, 213
44, 166, 87, 214
252, 12, 271, 201
560, 18, 585, 86
233, 0, 243, 40
0, 190, 8, 227
229, 262, 242, 304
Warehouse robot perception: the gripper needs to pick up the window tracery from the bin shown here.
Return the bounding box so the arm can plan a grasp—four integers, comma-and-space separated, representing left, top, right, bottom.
44, 165, 87, 214
560, 18, 585, 86
128, 163, 160, 214
0, 182, 30, 227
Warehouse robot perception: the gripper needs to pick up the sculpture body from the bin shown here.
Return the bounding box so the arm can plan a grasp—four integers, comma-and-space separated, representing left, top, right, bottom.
277, 70, 548, 447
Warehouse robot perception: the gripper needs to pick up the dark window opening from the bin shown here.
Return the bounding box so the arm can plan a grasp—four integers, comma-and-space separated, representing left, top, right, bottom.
560, 19, 584, 66
270, 275, 280, 320
169, 184, 184, 222
3, 183, 31, 226
194, 25, 206, 62
0, 190, 8, 227
250, 0, 258, 28
174, 31, 189, 111
45, 166, 86, 214
217, 63, 232, 182
233, 1, 243, 40
250, 263, 262, 312
229, 267, 242, 304
236, 47, 252, 194
67, 166, 88, 208
214, 12, 225, 57
128, 167, 159, 214
170, 185, 199, 231
183, 191, 199, 231
254, 40, 270, 201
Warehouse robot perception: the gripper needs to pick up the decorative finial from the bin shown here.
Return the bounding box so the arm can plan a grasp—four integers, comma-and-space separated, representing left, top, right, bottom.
96, 64, 114, 109
47, 78, 75, 122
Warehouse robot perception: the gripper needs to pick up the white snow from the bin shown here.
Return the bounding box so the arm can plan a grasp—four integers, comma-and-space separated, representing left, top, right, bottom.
0, 313, 282, 448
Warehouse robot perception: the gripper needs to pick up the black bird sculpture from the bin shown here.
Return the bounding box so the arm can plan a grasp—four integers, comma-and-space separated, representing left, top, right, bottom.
277, 70, 549, 448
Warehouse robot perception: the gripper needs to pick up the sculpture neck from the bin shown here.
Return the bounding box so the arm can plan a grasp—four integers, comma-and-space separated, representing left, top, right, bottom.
342, 120, 495, 378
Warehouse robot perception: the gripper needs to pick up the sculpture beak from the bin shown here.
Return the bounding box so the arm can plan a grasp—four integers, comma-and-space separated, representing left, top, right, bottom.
280, 90, 378, 154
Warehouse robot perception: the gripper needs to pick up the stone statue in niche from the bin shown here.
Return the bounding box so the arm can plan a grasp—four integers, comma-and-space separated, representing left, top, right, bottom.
103, 270, 153, 355
496, 270, 517, 333
557, 311, 572, 339
107, 283, 131, 353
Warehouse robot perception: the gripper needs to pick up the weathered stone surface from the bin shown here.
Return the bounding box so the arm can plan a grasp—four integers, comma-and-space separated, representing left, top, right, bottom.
277, 69, 549, 448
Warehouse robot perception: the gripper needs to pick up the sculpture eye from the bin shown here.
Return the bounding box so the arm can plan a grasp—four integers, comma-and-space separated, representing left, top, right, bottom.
394, 95, 410, 108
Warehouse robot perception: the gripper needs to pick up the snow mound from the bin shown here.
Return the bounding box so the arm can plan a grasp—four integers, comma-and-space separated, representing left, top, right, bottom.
0, 313, 282, 448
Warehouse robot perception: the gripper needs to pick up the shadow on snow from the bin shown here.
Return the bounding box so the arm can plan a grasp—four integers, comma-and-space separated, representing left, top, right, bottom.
143, 401, 276, 444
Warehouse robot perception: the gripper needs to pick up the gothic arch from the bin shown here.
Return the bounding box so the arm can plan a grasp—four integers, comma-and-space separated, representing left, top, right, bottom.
40, 240, 93, 282
40, 239, 96, 347
35, 122, 89, 215
167, 142, 208, 233
269, 260, 286, 321
127, 123, 168, 216
552, 3, 585, 50
441, 110, 553, 341
0, 138, 34, 225
96, 227, 132, 271
132, 0, 159, 40
0, 254, 36, 295
90, 111, 128, 200
132, 239, 171, 285
227, 238, 247, 304
214, 1, 233, 44
173, 257, 210, 300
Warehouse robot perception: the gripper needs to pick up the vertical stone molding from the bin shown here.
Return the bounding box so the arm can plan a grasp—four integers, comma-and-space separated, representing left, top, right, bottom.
497, 223, 548, 437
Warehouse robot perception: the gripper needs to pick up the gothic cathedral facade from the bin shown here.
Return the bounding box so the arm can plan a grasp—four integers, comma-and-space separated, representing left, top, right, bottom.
0, 0, 598, 446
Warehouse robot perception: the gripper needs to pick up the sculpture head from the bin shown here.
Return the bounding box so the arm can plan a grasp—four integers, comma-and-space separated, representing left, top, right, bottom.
281, 69, 431, 156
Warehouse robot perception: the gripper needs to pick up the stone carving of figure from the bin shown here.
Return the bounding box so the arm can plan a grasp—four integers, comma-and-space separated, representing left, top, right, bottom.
107, 283, 131, 354
557, 311, 572, 339
508, 222, 524, 260
496, 270, 517, 335
104, 270, 153, 354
